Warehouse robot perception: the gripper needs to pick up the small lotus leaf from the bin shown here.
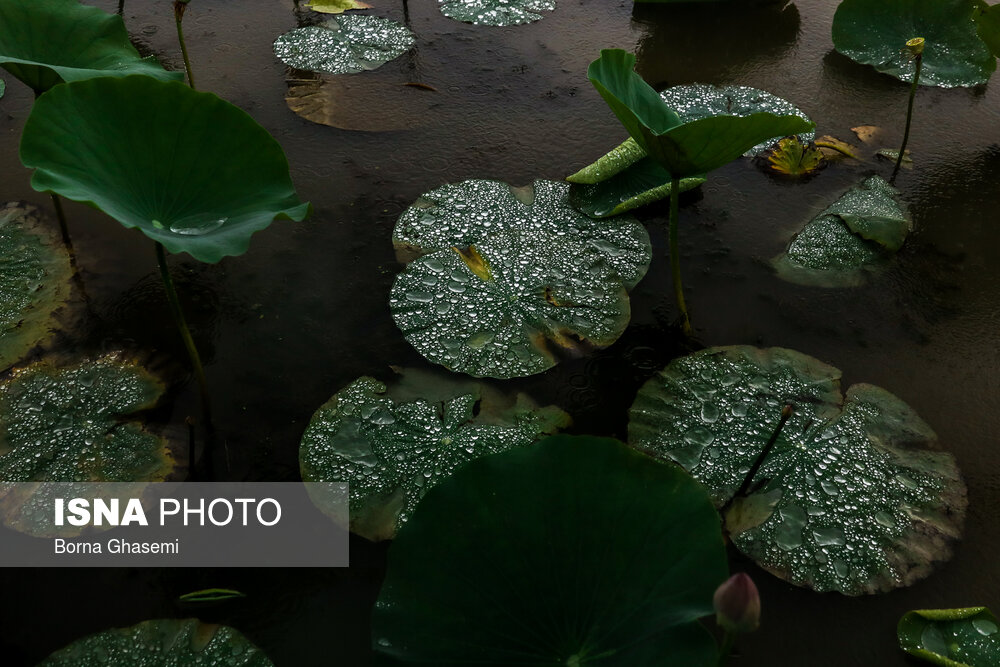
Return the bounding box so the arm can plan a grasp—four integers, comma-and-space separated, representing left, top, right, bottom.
304, 0, 373, 13
373, 435, 728, 665
899, 607, 1000, 666
273, 15, 414, 75
390, 228, 631, 379
39, 618, 273, 666
393, 179, 651, 289
975, 3, 1000, 58
0, 0, 181, 93
439, 0, 556, 26
832, 0, 996, 87
765, 137, 825, 176
20, 76, 310, 263
773, 175, 911, 287
300, 370, 570, 541
0, 203, 73, 369
629, 345, 967, 595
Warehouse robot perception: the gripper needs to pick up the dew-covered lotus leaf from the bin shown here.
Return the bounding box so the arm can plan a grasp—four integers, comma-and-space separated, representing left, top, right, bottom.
773, 175, 911, 287
393, 179, 651, 289
19, 76, 311, 264
439, 0, 556, 26
273, 15, 414, 75
975, 3, 1000, 58
629, 345, 967, 595
300, 370, 570, 541
390, 228, 631, 379
305, 0, 373, 13
569, 158, 706, 218
832, 0, 996, 87
899, 608, 1000, 666
373, 435, 728, 665
38, 618, 273, 666
588, 50, 815, 179
0, 0, 182, 93
0, 203, 73, 370
765, 137, 826, 176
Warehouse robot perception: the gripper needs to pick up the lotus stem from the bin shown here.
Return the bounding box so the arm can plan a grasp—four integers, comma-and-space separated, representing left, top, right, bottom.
118, 0, 125, 14
155, 241, 212, 425
716, 630, 737, 667
893, 38, 924, 181
403, 0, 410, 24
49, 194, 73, 251
173, 1, 196, 90
668, 176, 693, 336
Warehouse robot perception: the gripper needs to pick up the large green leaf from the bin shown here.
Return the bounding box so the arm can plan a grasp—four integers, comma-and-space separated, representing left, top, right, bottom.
39, 618, 273, 666
390, 228, 632, 379
899, 608, 1000, 666
439, 0, 556, 26
832, 0, 996, 87
569, 158, 706, 218
300, 370, 569, 541
373, 435, 728, 666
0, 203, 73, 370
20, 76, 311, 263
393, 179, 652, 289
974, 2, 1000, 58
629, 346, 967, 595
273, 15, 414, 75
587, 50, 814, 178
0, 0, 181, 93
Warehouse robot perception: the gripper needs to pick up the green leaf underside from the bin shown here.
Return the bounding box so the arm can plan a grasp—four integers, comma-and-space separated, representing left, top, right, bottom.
0, 203, 73, 369
300, 370, 570, 541
304, 0, 372, 14
373, 435, 727, 666
569, 159, 706, 217
39, 619, 274, 666
832, 0, 996, 87
439, 0, 556, 26
628, 346, 966, 595
0, 0, 181, 93
899, 608, 1000, 667
20, 76, 310, 263
390, 228, 631, 379
975, 3, 1000, 58
393, 179, 652, 289
273, 15, 414, 75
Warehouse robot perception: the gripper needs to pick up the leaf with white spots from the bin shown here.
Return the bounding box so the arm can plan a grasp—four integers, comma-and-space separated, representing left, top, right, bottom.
899, 607, 1000, 666
439, 0, 556, 26
273, 15, 413, 75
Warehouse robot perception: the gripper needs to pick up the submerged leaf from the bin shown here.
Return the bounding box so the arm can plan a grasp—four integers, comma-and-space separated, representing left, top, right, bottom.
304, 0, 373, 13
765, 137, 826, 175
20, 76, 311, 264
0, 0, 181, 93
629, 346, 967, 595
393, 179, 651, 289
273, 15, 413, 75
300, 371, 570, 541
877, 147, 914, 167
373, 435, 728, 665
0, 203, 73, 369
285, 76, 436, 131
39, 619, 273, 666
439, 0, 556, 26
852, 125, 883, 143
832, 0, 996, 87
899, 608, 1000, 666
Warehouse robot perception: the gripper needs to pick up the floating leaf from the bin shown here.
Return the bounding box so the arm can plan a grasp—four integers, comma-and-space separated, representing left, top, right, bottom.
20, 76, 310, 264
629, 345, 967, 595
273, 15, 414, 75
0, 203, 73, 369
391, 228, 631, 379
0, 0, 181, 93
765, 136, 826, 175
852, 125, 883, 143
300, 370, 570, 541
179, 589, 248, 603
39, 619, 273, 666
373, 435, 728, 665
899, 608, 1000, 666
832, 0, 996, 87
439, 0, 556, 26
975, 2, 1000, 58
877, 147, 914, 167
773, 175, 911, 287
304, 0, 373, 13
393, 179, 651, 289
815, 135, 861, 159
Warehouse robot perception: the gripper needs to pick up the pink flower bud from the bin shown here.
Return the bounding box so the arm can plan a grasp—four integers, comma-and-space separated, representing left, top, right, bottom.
714, 573, 761, 633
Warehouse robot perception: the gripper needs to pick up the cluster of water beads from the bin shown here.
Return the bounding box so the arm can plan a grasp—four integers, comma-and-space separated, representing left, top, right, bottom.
151, 217, 227, 236
438, 0, 556, 27
273, 15, 414, 75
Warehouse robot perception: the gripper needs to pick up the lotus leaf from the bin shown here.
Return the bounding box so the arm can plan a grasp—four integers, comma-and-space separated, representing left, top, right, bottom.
285, 76, 436, 131
0, 0, 181, 93
304, 0, 373, 13
373, 435, 728, 666
899, 608, 1000, 666
0, 203, 73, 369
765, 137, 825, 176
273, 15, 414, 75
393, 179, 652, 289
832, 0, 996, 87
19, 76, 310, 263
300, 370, 570, 540
773, 175, 911, 287
0, 79, 5, 99
629, 345, 966, 595
975, 3, 1000, 58
439, 0, 556, 26
39, 618, 273, 666
390, 227, 631, 379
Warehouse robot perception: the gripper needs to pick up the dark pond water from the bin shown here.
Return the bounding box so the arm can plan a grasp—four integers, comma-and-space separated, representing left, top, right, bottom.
1, 0, 1000, 664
